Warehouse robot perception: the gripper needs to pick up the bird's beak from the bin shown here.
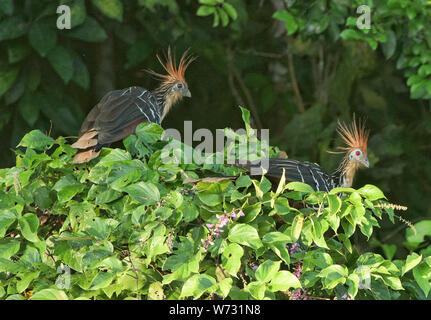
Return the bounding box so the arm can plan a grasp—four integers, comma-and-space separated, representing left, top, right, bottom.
184, 88, 191, 98
361, 157, 370, 168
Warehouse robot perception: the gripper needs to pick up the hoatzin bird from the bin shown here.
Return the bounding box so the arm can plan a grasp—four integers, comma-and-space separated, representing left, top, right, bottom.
71, 48, 195, 164
242, 116, 370, 192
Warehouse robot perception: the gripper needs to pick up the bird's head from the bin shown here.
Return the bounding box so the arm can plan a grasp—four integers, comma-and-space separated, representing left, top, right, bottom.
148, 47, 195, 100
335, 115, 370, 169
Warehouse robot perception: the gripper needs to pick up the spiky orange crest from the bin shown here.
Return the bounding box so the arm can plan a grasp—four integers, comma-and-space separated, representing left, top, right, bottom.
148, 47, 195, 87
335, 114, 370, 155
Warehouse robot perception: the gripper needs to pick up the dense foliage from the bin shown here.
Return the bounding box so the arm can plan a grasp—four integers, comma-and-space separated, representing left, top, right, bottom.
0, 0, 430, 300
0, 109, 430, 300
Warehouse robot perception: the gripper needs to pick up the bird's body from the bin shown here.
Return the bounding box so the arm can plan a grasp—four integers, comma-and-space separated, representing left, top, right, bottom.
240, 116, 370, 191
72, 48, 195, 164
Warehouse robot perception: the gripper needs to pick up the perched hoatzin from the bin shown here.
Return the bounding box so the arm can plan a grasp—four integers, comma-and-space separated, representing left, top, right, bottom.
242, 116, 370, 192
71, 48, 195, 164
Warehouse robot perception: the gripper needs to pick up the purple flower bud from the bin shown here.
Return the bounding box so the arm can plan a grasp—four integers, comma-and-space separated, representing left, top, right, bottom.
251, 265, 258, 271
206, 223, 214, 229
231, 212, 237, 218
238, 209, 245, 217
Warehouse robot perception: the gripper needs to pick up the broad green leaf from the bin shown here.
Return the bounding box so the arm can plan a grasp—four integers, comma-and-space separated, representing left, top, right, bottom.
47, 46, 74, 84
402, 253, 422, 275
0, 16, 27, 41
413, 263, 431, 297
358, 184, 386, 201
90, 271, 116, 290
18, 213, 40, 243
196, 5, 216, 16
272, 10, 298, 35
223, 3, 237, 20
17, 130, 54, 151
286, 182, 314, 193
124, 182, 160, 204
30, 289, 69, 300
221, 243, 244, 276
255, 260, 280, 283
28, 19, 57, 57
0, 238, 20, 259
53, 174, 85, 203
0, 66, 19, 97
180, 274, 216, 299
228, 224, 263, 250
0, 209, 17, 238
246, 281, 265, 300
268, 271, 301, 292
91, 0, 123, 21
291, 214, 304, 242
318, 265, 348, 289
68, 17, 107, 42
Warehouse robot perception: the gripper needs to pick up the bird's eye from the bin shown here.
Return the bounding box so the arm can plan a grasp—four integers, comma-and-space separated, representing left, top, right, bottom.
177, 83, 183, 89
356, 150, 361, 156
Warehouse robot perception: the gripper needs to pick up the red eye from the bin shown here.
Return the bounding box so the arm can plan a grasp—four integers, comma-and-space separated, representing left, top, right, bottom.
356, 151, 361, 156
177, 83, 183, 89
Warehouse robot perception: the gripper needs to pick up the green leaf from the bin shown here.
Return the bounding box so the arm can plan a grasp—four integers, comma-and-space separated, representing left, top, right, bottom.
0, 16, 27, 41
327, 194, 342, 214
0, 66, 19, 97
125, 39, 152, 69
291, 214, 304, 242
124, 182, 160, 205
286, 182, 314, 193
218, 8, 229, 27
180, 274, 216, 299
382, 29, 396, 59
47, 46, 74, 84
340, 29, 363, 41
223, 3, 237, 20
53, 174, 85, 203
228, 224, 263, 250
18, 213, 40, 243
255, 260, 280, 283
0, 209, 17, 238
246, 281, 266, 299
16, 271, 40, 293
17, 130, 54, 151
358, 184, 386, 201
413, 262, 431, 296
68, 17, 107, 42
30, 289, 69, 300
272, 10, 298, 35
72, 54, 90, 90
318, 265, 348, 289
91, 0, 123, 21
0, 0, 13, 15
268, 271, 301, 292
90, 271, 116, 290
221, 243, 244, 276
402, 253, 422, 276
136, 122, 164, 144
28, 19, 57, 57
196, 5, 216, 16
0, 238, 20, 259
405, 220, 431, 250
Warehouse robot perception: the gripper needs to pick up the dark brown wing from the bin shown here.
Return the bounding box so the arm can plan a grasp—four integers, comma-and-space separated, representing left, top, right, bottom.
79, 86, 161, 146
241, 158, 336, 192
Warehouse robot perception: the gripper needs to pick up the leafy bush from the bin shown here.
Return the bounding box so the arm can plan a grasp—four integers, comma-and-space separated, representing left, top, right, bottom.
0, 108, 429, 300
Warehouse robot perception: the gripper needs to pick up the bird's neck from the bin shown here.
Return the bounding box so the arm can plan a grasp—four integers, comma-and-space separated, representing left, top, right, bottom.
333, 157, 360, 188
153, 87, 183, 122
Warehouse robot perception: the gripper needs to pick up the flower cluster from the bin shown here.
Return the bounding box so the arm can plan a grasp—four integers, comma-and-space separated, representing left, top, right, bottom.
200, 208, 245, 252
288, 242, 300, 255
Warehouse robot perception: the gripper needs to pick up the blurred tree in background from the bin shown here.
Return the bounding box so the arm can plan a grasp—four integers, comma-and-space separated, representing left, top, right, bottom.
0, 0, 430, 259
